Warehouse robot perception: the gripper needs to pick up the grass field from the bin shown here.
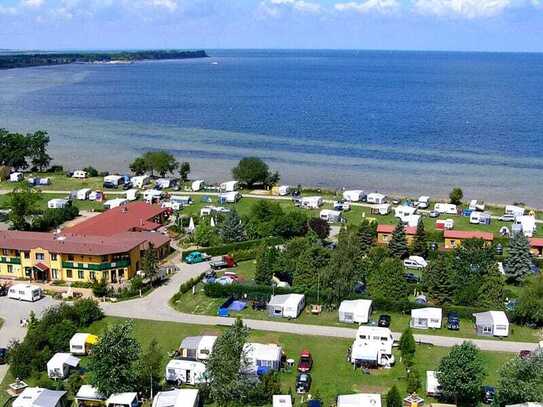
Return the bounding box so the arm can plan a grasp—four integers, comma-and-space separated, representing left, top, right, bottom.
0, 317, 514, 407
0, 192, 104, 211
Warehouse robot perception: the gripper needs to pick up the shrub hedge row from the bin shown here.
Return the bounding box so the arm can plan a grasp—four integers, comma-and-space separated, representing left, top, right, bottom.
182, 237, 283, 259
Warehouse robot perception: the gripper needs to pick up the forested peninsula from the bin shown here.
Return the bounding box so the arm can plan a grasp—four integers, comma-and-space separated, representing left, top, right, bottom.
0, 50, 208, 69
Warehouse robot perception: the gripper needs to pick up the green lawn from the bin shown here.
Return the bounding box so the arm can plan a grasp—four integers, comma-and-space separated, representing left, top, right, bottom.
0, 192, 104, 212
0, 173, 105, 192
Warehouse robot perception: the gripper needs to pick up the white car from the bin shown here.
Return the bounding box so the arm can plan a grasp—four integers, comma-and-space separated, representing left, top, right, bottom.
403, 256, 428, 269
499, 214, 516, 222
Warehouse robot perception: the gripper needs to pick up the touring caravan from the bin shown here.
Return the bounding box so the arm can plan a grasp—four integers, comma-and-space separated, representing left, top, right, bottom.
48, 198, 68, 209
70, 333, 99, 355
47, 353, 80, 379
343, 190, 365, 202
8, 284, 42, 302
394, 205, 417, 222
143, 189, 163, 203
434, 203, 457, 215
338, 299, 372, 324
473, 311, 509, 337
426, 371, 442, 397
417, 196, 430, 209
126, 189, 139, 201
72, 170, 88, 179
337, 394, 381, 407
367, 193, 386, 204
191, 180, 206, 192
9, 172, 24, 182
469, 200, 486, 212
131, 175, 150, 189
320, 209, 343, 223
179, 336, 217, 361
514, 215, 536, 237
104, 198, 128, 210
410, 307, 442, 329
156, 178, 174, 189
165, 359, 207, 385
152, 389, 199, 407
220, 181, 239, 192
505, 205, 525, 217
470, 212, 491, 225
219, 191, 242, 204
103, 175, 124, 188
301, 196, 323, 209
243, 343, 283, 375
76, 188, 92, 200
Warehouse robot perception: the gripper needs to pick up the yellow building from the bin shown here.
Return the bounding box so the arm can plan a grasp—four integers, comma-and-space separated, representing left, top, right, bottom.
0, 230, 169, 283
376, 224, 417, 246
443, 230, 494, 250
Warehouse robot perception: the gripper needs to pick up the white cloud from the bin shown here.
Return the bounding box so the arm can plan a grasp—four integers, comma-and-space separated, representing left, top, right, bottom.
0, 5, 18, 15
413, 0, 515, 18
260, 0, 322, 17
334, 0, 401, 14
21, 0, 44, 8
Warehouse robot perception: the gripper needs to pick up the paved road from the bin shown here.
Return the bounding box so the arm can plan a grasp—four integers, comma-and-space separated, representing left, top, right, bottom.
0, 296, 57, 383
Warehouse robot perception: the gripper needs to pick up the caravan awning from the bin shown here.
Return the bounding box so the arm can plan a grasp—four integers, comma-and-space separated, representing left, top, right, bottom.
34, 263, 49, 272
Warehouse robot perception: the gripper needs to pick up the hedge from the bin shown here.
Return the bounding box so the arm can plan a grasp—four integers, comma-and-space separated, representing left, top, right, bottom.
171, 273, 205, 303
182, 237, 283, 259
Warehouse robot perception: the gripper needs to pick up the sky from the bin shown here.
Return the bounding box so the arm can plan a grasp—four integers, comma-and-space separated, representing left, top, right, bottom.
1, 0, 543, 52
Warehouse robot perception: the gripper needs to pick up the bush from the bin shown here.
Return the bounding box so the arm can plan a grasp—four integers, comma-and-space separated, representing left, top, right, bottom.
83, 166, 99, 177
92, 278, 110, 298
182, 237, 283, 259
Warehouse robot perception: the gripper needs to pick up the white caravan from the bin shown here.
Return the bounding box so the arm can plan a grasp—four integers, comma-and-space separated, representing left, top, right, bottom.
8, 284, 42, 302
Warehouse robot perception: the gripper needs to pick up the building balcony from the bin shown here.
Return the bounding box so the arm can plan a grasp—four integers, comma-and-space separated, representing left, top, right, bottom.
0, 256, 21, 265
62, 259, 130, 271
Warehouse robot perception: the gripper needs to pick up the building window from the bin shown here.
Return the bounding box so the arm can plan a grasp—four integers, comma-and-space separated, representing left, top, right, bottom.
101, 255, 109, 262
66, 269, 73, 278
2, 249, 8, 256
51, 253, 57, 261
7, 265, 13, 273
89, 272, 96, 281
36, 253, 45, 261
78, 270, 84, 279
51, 269, 59, 280
68, 254, 74, 261
25, 267, 32, 276
24, 251, 30, 259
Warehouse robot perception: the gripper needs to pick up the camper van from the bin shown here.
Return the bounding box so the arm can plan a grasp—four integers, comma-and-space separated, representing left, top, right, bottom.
434, 203, 458, 215
8, 284, 42, 302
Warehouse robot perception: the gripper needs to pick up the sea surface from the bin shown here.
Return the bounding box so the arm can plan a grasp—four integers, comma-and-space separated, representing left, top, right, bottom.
0, 49, 542, 205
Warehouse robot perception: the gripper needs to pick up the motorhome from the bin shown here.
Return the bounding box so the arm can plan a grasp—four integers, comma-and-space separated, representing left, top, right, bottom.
351, 326, 395, 367
8, 284, 42, 302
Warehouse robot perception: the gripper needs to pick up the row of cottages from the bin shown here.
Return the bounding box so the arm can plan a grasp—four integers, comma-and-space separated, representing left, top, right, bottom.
0, 202, 171, 284
376, 224, 495, 249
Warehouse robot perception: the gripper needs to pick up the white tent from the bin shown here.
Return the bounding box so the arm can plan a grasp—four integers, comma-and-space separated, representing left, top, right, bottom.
337, 393, 382, 407
343, 190, 365, 202
273, 395, 292, 407
152, 389, 199, 407
267, 294, 305, 319
165, 359, 207, 385
338, 299, 372, 324
47, 353, 80, 379
473, 311, 509, 337
106, 392, 138, 407
410, 307, 442, 329
426, 371, 442, 396
243, 343, 283, 375
188, 217, 195, 233
13, 388, 66, 407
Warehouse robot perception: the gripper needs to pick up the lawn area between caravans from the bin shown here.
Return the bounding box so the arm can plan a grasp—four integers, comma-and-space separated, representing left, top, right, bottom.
0, 317, 515, 407
0, 192, 104, 212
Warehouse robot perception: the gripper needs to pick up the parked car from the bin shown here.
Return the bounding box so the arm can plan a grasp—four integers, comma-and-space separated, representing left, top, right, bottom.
447, 312, 460, 331
519, 350, 532, 359
378, 314, 391, 328
354, 281, 366, 294
296, 373, 312, 394
499, 214, 516, 222
185, 251, 210, 264
481, 386, 496, 404
429, 210, 440, 218
216, 276, 235, 286
0, 348, 7, 365
202, 270, 217, 284
298, 350, 313, 373
404, 273, 419, 284
404, 256, 427, 269
210, 255, 237, 270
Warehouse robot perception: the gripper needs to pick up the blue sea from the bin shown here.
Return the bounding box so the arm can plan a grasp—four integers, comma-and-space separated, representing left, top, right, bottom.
0, 49, 542, 205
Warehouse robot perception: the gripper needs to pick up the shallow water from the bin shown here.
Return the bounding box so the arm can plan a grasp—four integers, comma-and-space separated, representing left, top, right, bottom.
0, 50, 542, 205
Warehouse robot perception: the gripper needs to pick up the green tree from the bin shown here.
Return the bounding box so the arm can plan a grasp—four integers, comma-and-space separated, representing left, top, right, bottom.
135, 339, 163, 399
307, 217, 330, 240
449, 187, 463, 205
506, 232, 534, 284
7, 183, 41, 230
437, 342, 486, 406
205, 318, 252, 406
495, 351, 543, 405
194, 220, 221, 247
406, 367, 421, 393
219, 210, 246, 243
232, 157, 278, 187
389, 220, 409, 259
367, 258, 409, 303
411, 218, 427, 257
514, 274, 543, 326
87, 321, 141, 396
28, 130, 52, 171
179, 161, 191, 181
141, 243, 159, 283
129, 156, 148, 175
356, 219, 376, 255
399, 328, 416, 366
386, 385, 402, 407
424, 255, 455, 305
255, 246, 281, 286
92, 277, 110, 298
293, 243, 330, 291
147, 151, 178, 177
477, 262, 505, 308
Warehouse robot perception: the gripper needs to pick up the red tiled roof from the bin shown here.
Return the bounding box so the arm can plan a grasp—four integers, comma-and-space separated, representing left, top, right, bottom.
34, 262, 49, 272
530, 238, 543, 248
0, 230, 155, 256
377, 224, 417, 235
65, 202, 167, 236
444, 230, 494, 241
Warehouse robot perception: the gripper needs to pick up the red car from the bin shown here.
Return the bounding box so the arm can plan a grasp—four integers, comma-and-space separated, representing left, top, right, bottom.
297, 350, 313, 373
519, 350, 532, 359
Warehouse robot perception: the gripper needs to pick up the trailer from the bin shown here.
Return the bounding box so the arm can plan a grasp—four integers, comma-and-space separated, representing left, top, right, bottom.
209, 255, 237, 270
220, 181, 239, 192
343, 190, 365, 202
9, 172, 24, 182
104, 198, 128, 209
143, 189, 163, 203
130, 175, 150, 188
366, 193, 386, 204
301, 196, 323, 209
470, 212, 491, 225
505, 205, 525, 217
219, 191, 241, 203
8, 284, 42, 302
165, 359, 207, 385
76, 188, 92, 200
103, 175, 124, 188
48, 198, 68, 209
434, 203, 457, 215
320, 209, 343, 223
72, 170, 88, 179
125, 189, 139, 201
191, 180, 206, 192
